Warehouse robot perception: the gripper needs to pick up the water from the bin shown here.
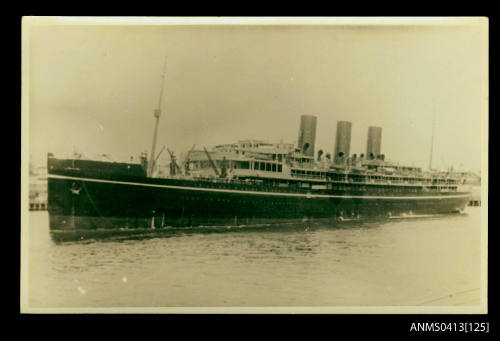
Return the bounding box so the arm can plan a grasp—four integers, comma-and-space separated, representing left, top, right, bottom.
26, 208, 482, 309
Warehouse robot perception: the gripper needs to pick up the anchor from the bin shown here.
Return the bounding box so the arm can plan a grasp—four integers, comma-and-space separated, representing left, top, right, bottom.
69, 182, 81, 195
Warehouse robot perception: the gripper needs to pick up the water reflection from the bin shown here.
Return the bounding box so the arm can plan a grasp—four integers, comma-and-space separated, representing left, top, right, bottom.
28, 209, 480, 308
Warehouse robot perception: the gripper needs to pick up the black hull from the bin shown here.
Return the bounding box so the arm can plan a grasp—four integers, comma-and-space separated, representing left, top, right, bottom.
47, 173, 470, 230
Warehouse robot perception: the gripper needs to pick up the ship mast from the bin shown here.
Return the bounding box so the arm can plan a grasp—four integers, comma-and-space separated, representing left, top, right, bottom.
148, 56, 168, 177
428, 110, 436, 171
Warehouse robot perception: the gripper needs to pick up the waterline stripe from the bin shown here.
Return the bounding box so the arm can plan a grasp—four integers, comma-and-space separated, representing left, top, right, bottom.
48, 174, 471, 201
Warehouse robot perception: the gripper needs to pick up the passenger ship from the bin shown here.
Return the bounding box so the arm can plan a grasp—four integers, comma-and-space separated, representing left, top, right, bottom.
47, 116, 471, 230
46, 61, 471, 230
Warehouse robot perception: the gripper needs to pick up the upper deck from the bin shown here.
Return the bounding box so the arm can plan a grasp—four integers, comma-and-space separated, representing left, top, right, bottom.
154, 140, 464, 193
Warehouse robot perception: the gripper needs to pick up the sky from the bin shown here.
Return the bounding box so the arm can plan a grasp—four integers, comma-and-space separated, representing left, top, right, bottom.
25, 18, 487, 172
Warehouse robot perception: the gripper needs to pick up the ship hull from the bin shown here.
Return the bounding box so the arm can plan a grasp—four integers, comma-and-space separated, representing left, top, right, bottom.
47, 172, 471, 230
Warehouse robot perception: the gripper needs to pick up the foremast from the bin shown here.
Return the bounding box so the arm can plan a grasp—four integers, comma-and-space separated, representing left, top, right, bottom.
148, 56, 168, 177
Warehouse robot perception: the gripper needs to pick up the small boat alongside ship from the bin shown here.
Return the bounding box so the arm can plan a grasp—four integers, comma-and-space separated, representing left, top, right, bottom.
46, 61, 472, 231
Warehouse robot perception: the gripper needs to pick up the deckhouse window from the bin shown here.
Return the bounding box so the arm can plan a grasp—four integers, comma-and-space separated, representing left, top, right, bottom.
235, 161, 249, 169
